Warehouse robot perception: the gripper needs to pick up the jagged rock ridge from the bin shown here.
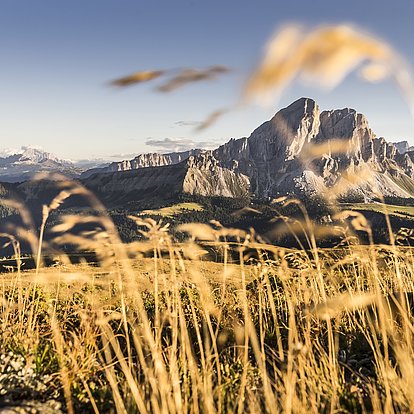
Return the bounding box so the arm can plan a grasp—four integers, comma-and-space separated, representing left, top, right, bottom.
84, 152, 250, 202
80, 149, 203, 178
212, 98, 414, 199
394, 141, 414, 154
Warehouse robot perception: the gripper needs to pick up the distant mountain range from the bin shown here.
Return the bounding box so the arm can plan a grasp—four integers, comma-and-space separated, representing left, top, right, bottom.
0, 146, 78, 183
1, 98, 414, 203
82, 97, 414, 202
0, 147, 109, 183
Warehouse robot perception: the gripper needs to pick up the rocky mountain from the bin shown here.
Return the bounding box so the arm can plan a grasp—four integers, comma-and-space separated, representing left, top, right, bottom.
80, 149, 202, 179
0, 146, 72, 165
3, 99, 414, 203
81, 97, 414, 202
211, 98, 414, 200
84, 152, 249, 203
0, 146, 80, 183
394, 141, 414, 154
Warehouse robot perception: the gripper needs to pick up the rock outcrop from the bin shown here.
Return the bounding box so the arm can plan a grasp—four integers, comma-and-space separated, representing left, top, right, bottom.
83, 152, 250, 203
211, 98, 414, 199
213, 98, 321, 197
394, 141, 414, 154
80, 149, 202, 178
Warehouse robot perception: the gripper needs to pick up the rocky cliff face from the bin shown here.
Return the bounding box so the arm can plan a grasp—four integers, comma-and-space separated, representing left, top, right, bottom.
80, 97, 414, 201
394, 141, 414, 154
211, 98, 414, 199
182, 152, 250, 198
80, 149, 202, 178
213, 98, 322, 197
83, 152, 250, 203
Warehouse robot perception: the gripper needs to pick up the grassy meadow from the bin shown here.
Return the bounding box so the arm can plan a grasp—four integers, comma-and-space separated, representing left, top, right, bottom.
1, 185, 414, 414
138, 203, 205, 218
1, 19, 414, 414
340, 203, 414, 221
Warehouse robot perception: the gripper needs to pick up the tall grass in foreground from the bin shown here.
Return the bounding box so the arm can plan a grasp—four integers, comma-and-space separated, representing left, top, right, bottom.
1, 21, 414, 414
0, 182, 414, 413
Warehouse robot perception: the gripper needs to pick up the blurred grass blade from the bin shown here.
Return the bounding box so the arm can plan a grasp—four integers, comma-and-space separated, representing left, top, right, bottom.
110, 70, 165, 87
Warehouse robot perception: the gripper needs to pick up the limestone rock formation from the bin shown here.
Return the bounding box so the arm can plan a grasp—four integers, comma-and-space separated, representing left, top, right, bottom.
84, 152, 250, 203
211, 98, 414, 200
394, 141, 414, 154
213, 97, 322, 197
80, 149, 202, 178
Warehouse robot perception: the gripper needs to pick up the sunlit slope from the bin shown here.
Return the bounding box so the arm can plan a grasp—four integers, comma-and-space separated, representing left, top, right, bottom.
340, 202, 414, 220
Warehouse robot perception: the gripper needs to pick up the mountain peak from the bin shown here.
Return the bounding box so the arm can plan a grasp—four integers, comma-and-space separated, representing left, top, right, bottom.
284, 96, 317, 111
272, 97, 319, 122
0, 146, 72, 165
394, 141, 414, 154
20, 146, 73, 165
0, 146, 77, 183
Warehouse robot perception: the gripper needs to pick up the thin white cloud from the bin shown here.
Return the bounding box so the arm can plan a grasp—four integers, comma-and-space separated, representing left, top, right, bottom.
107, 153, 140, 160
145, 137, 217, 152
174, 120, 202, 127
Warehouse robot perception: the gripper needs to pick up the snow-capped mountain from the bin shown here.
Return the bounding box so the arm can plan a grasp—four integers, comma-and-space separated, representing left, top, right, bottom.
0, 146, 79, 182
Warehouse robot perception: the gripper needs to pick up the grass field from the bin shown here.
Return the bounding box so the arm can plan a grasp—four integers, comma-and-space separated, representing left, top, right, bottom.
139, 202, 204, 218
2, 14, 414, 412
340, 202, 414, 220
1, 197, 414, 413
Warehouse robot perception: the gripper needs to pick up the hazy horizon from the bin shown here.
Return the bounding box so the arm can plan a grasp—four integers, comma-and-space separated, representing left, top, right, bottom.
2, 0, 414, 160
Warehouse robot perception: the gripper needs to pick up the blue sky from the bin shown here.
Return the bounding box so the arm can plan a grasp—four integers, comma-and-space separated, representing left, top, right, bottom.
1, 0, 413, 160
